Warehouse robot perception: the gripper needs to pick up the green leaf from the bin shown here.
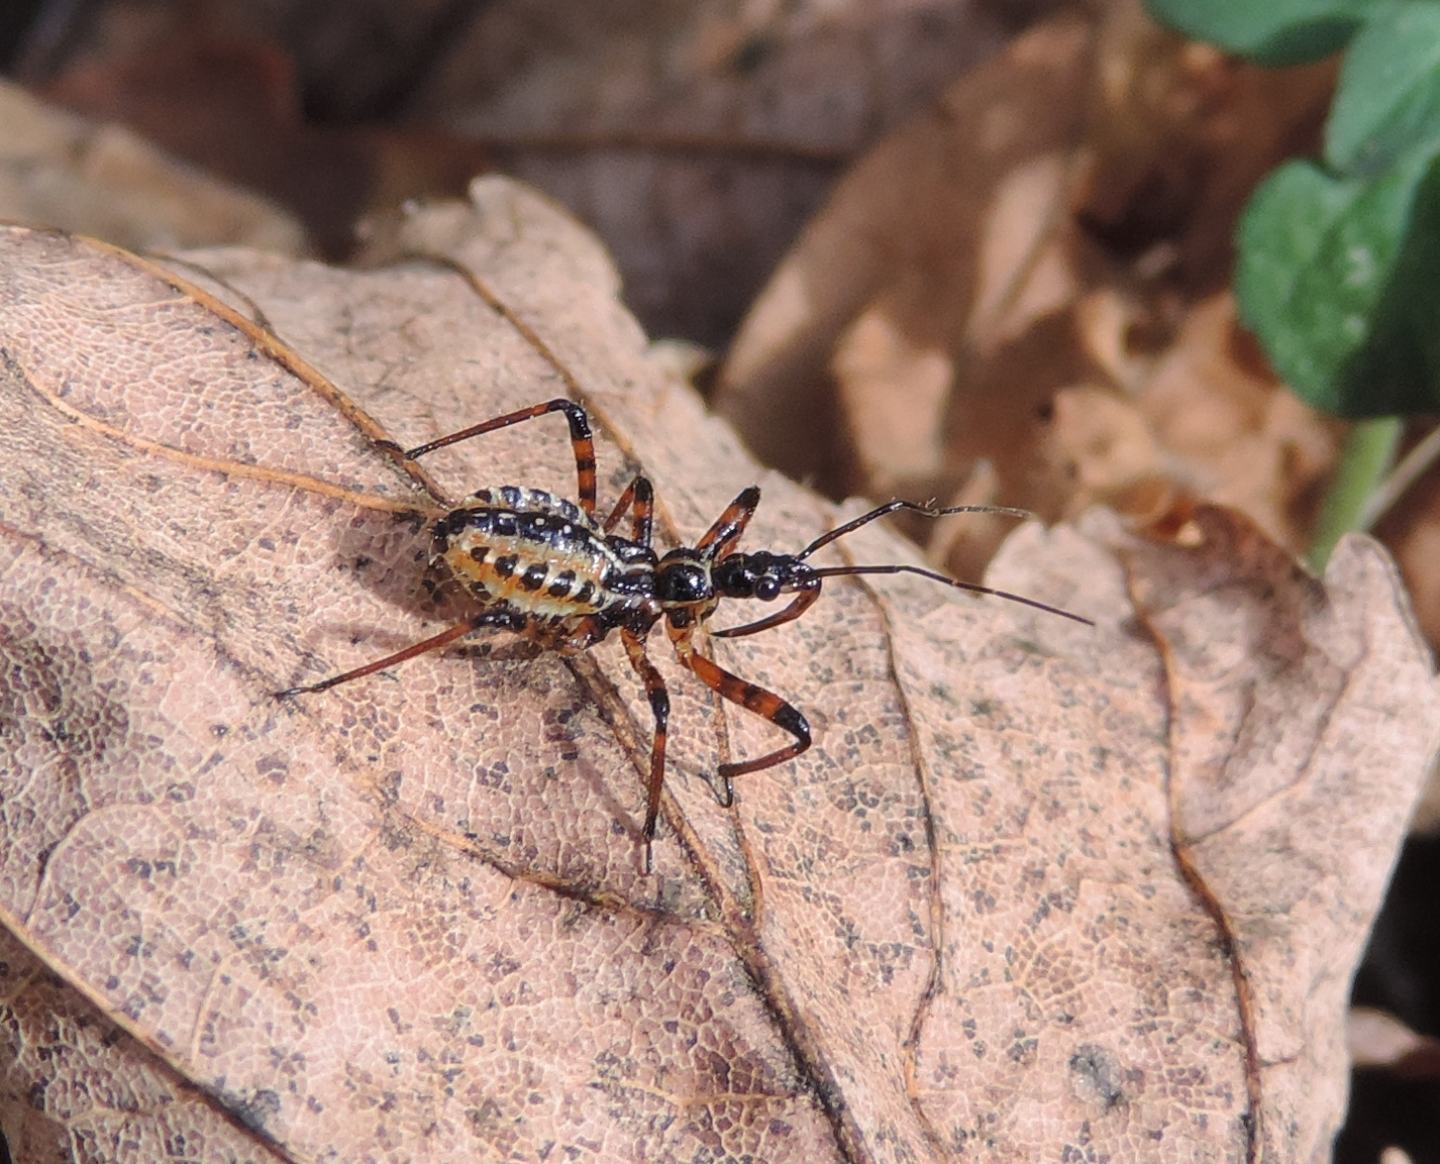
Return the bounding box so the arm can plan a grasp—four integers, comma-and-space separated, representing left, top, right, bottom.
1236, 149, 1440, 416
1326, 1, 1440, 173
1144, 0, 1375, 64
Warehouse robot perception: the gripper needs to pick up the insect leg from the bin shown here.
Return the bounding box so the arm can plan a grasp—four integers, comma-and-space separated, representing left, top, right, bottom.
602, 475, 655, 547
620, 627, 670, 873
402, 399, 599, 516
666, 622, 810, 806
275, 610, 516, 697
696, 486, 761, 560
711, 583, 822, 639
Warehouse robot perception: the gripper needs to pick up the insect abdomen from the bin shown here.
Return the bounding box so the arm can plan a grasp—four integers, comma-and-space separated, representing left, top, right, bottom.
434, 486, 622, 616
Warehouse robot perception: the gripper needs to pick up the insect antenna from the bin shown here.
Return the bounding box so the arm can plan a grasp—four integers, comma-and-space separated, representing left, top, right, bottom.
798, 500, 1094, 627
805, 564, 1093, 625
796, 500, 1034, 561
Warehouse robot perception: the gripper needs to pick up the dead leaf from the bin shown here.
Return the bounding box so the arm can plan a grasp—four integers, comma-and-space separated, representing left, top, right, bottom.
1133, 293, 1342, 553
715, 13, 1105, 499
39, 31, 501, 260
715, 1, 1340, 573
1340, 1008, 1440, 1164
1372, 445, 1440, 836
0, 927, 256, 1162
408, 0, 1024, 345
1075, 0, 1333, 291
33, 0, 1024, 344
1, 180, 1436, 1161
0, 80, 304, 255
1349, 1008, 1440, 1076
927, 291, 1343, 589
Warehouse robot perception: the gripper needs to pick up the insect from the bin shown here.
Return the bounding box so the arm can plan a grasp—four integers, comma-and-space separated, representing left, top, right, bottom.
277, 398, 1091, 871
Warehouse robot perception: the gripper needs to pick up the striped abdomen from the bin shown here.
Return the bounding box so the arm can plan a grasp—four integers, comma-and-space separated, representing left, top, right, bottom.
433, 486, 627, 617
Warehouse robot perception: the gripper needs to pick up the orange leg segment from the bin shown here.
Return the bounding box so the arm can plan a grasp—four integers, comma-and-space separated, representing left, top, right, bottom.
275, 610, 516, 697
696, 486, 760, 560
666, 622, 811, 806
620, 627, 670, 872
603, 475, 655, 547
402, 398, 599, 516
711, 584, 821, 639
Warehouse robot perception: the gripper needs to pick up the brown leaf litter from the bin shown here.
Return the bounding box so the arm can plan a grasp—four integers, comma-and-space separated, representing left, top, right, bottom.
714, 3, 1341, 585
1, 182, 1436, 1161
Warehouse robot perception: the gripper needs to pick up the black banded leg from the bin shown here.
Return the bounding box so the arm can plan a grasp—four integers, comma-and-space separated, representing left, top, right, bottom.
666, 623, 810, 806
620, 628, 669, 873
696, 486, 761, 560
402, 398, 599, 516
275, 610, 515, 697
603, 475, 655, 548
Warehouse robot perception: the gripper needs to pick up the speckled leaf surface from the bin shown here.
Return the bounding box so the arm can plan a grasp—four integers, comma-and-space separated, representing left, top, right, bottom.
1, 180, 1436, 1163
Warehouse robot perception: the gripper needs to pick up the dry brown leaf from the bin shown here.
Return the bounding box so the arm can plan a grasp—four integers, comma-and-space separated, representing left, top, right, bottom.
2, 181, 1436, 1162
1076, 1, 1333, 291
930, 291, 1340, 585
409, 0, 1019, 344
715, 1, 1340, 570
25, 0, 1062, 345
1348, 1008, 1440, 1076
32, 0, 1022, 342
39, 31, 501, 261
0, 80, 303, 255
1133, 293, 1341, 555
715, 13, 1105, 499
1373, 446, 1440, 835
0, 927, 257, 1162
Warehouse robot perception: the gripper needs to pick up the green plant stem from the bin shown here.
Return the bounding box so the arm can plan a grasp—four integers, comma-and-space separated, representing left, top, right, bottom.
1358, 419, 1440, 531
1308, 416, 1403, 571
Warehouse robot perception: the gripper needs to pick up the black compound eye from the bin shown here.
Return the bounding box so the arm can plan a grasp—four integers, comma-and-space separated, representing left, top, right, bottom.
755, 576, 782, 601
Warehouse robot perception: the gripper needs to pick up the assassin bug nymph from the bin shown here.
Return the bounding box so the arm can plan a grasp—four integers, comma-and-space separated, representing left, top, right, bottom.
277, 398, 1091, 871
